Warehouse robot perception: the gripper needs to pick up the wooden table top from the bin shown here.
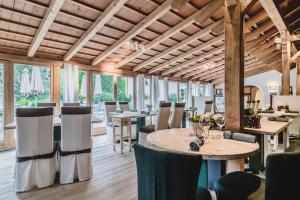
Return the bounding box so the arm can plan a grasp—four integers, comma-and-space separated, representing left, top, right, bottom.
4, 116, 102, 130
109, 111, 157, 119
147, 128, 259, 160
258, 111, 299, 118
244, 117, 292, 135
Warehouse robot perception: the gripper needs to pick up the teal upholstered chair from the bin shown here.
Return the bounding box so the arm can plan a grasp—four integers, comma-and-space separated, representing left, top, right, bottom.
265, 152, 300, 200
133, 144, 211, 200
214, 171, 260, 200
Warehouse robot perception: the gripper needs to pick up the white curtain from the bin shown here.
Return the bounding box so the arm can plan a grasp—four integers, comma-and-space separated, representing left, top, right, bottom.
136, 74, 145, 111
151, 75, 159, 111
163, 77, 168, 101
64, 64, 79, 102
195, 81, 201, 97
187, 81, 193, 108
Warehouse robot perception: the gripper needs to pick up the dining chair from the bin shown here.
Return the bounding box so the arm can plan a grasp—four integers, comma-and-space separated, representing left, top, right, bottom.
169, 103, 185, 128
119, 101, 129, 111
37, 102, 56, 107
59, 106, 92, 184
204, 101, 213, 113
15, 107, 57, 192
214, 171, 260, 200
62, 102, 80, 107
138, 102, 171, 146
133, 144, 212, 200
104, 101, 117, 141
265, 152, 300, 200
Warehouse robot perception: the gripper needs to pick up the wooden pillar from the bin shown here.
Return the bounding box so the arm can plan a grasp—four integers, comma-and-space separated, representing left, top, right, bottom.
52, 65, 61, 115
113, 74, 118, 101
4, 61, 15, 148
224, 0, 244, 132
87, 71, 93, 106
297, 58, 300, 95
281, 30, 291, 95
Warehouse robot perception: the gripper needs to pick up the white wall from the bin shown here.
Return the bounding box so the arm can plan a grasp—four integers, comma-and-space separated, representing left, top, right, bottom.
215, 68, 298, 109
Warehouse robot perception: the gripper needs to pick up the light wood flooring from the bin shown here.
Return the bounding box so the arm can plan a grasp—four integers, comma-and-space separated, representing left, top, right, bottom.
0, 135, 264, 200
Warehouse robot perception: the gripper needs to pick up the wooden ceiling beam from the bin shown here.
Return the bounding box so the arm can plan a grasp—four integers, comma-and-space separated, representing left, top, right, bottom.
27, 0, 65, 57
289, 50, 300, 64
259, 0, 287, 32
114, 0, 223, 69
132, 19, 222, 72
290, 33, 300, 41
154, 34, 224, 75
91, 0, 183, 66
63, 0, 127, 61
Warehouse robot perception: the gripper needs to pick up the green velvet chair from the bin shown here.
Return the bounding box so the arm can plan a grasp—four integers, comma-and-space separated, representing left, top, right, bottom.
265, 152, 300, 200
133, 144, 211, 200
214, 171, 260, 200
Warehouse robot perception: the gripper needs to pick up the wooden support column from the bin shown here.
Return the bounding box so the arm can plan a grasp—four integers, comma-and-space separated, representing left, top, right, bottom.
281, 30, 291, 95
4, 61, 15, 149
224, 0, 244, 132
297, 58, 300, 95
52, 65, 61, 115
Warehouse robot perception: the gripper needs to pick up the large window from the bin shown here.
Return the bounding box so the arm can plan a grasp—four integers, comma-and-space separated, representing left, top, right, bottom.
14, 64, 51, 107
168, 81, 178, 103
92, 74, 114, 121
0, 64, 3, 141
78, 71, 87, 104
117, 76, 134, 109
144, 78, 151, 107
158, 79, 165, 102
179, 82, 187, 103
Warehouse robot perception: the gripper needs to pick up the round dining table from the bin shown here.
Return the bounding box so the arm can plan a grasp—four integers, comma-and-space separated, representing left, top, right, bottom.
147, 128, 259, 189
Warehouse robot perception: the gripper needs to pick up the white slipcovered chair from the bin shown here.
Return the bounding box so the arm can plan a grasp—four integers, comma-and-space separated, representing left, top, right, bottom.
59, 106, 92, 184
105, 102, 117, 141
63, 102, 80, 107
15, 107, 57, 192
169, 103, 185, 128
204, 101, 213, 113
119, 101, 130, 111
138, 102, 171, 146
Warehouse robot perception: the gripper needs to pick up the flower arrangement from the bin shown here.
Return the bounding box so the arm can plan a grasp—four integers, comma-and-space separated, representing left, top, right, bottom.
189, 113, 225, 128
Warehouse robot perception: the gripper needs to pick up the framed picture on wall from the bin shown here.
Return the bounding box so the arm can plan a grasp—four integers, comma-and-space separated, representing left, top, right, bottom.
215, 88, 223, 97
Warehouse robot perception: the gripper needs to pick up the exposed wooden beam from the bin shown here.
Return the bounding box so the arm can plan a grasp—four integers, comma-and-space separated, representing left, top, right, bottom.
153, 34, 224, 75
259, 0, 287, 32
114, 0, 223, 69
91, 0, 182, 66
224, 0, 244, 131
290, 33, 300, 41
289, 50, 300, 64
27, 0, 65, 57
244, 9, 268, 31
171, 0, 190, 11
244, 20, 273, 42
164, 45, 224, 76
132, 20, 222, 72
63, 0, 127, 61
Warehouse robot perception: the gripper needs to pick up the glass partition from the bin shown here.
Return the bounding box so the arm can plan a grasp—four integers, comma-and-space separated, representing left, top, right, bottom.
92, 74, 114, 121
14, 64, 51, 108
158, 79, 165, 102
168, 81, 178, 103
179, 82, 187, 103
0, 64, 3, 142
144, 78, 151, 107
117, 76, 134, 109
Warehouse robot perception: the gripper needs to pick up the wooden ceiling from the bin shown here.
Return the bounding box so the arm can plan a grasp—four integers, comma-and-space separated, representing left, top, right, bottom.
0, 0, 299, 83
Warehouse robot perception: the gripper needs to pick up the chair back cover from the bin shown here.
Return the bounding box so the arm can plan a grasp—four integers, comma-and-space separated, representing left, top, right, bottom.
16, 107, 54, 157
104, 102, 117, 123
155, 102, 171, 130
63, 102, 80, 107
119, 101, 129, 111
37, 102, 56, 107
204, 101, 213, 113
61, 106, 92, 151
134, 144, 203, 200
265, 152, 300, 200
169, 103, 185, 128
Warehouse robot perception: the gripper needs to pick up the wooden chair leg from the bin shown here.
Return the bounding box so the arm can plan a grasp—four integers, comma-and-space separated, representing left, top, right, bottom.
112, 126, 116, 151
128, 124, 132, 151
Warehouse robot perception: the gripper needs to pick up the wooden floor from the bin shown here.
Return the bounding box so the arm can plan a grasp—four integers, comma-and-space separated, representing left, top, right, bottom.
0, 135, 265, 200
